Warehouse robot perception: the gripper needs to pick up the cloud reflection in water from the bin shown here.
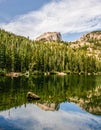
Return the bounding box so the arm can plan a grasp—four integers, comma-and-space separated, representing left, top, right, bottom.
0, 102, 101, 130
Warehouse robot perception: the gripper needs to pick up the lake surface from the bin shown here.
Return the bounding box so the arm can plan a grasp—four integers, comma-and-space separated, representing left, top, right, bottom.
0, 75, 101, 130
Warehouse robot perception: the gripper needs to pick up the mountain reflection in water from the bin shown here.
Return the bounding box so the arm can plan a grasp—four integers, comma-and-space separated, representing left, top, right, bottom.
0, 75, 101, 130
35, 102, 60, 111
0, 102, 101, 130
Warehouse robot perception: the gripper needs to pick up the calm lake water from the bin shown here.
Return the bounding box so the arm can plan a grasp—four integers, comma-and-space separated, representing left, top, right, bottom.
0, 75, 101, 130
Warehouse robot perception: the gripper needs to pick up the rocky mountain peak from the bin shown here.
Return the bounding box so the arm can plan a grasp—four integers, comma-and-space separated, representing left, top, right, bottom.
78, 31, 101, 42
35, 32, 62, 42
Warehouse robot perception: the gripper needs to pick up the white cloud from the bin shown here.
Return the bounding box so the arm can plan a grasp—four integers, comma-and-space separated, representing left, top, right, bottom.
0, 0, 101, 40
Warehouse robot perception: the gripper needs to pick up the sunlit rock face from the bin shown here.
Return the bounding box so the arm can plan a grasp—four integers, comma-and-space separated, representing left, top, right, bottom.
69, 31, 101, 61
35, 32, 62, 42
78, 31, 101, 41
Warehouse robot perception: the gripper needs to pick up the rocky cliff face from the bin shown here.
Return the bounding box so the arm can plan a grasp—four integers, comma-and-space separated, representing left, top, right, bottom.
78, 31, 101, 42
35, 32, 62, 42
69, 31, 101, 60
70, 31, 101, 49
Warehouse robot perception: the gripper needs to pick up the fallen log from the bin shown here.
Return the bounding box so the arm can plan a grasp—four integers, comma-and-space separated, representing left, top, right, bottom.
27, 92, 40, 100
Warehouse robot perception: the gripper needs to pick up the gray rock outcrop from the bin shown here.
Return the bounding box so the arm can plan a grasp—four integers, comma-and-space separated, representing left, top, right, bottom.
35, 32, 62, 42
78, 31, 101, 42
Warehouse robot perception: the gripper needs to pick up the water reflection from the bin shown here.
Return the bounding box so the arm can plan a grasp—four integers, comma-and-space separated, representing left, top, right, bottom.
0, 75, 101, 130
0, 103, 101, 130
36, 102, 60, 111
0, 75, 101, 114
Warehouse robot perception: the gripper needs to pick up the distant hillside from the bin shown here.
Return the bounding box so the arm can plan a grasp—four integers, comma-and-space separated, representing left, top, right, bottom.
0, 29, 101, 75
69, 31, 101, 60
78, 31, 101, 41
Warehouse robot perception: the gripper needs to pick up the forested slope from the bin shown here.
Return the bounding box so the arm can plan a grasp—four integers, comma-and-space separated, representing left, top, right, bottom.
0, 29, 101, 75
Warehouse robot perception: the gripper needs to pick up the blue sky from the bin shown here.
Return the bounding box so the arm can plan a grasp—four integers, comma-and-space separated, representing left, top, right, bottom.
0, 0, 51, 22
0, 0, 101, 41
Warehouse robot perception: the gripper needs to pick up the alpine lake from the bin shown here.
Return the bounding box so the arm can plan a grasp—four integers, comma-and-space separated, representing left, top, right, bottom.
0, 74, 101, 130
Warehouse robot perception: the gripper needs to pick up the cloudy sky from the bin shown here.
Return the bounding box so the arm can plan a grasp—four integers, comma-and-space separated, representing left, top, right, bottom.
0, 0, 101, 41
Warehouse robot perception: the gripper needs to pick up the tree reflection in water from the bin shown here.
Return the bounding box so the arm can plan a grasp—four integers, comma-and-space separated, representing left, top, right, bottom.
0, 75, 101, 115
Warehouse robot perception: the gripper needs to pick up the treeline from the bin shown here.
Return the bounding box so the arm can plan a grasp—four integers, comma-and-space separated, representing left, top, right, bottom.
0, 29, 101, 74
